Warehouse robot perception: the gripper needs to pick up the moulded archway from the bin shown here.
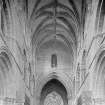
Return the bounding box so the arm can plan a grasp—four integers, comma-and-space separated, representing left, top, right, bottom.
40, 79, 68, 105
35, 69, 73, 103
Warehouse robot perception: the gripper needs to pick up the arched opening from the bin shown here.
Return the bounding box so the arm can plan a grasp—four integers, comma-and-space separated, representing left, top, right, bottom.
40, 79, 68, 105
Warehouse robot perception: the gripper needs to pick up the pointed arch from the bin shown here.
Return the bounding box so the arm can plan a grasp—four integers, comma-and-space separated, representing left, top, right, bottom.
40, 79, 68, 105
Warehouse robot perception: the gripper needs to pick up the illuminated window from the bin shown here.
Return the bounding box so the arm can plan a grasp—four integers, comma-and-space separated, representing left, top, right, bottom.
51, 54, 57, 68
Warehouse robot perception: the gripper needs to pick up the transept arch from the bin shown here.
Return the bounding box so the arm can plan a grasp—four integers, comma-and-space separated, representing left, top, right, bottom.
40, 79, 68, 105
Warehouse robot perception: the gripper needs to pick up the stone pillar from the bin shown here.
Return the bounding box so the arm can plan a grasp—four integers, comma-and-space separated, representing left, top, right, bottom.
75, 63, 80, 94
80, 50, 86, 84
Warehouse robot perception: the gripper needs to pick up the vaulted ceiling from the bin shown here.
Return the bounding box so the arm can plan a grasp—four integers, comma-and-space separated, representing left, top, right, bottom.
27, 0, 86, 57
0, 0, 86, 57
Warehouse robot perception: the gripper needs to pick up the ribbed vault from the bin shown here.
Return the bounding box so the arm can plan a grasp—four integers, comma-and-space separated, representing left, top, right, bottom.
29, 0, 83, 54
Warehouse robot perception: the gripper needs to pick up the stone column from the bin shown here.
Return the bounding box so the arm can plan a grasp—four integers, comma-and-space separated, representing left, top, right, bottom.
80, 50, 86, 84
75, 63, 80, 94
